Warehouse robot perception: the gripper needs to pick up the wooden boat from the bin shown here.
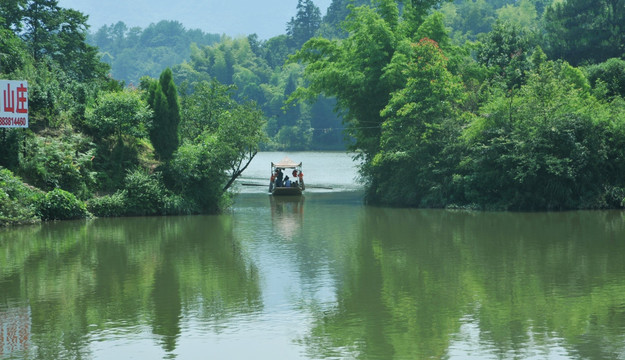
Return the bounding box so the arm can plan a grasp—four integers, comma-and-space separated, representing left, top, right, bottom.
269, 157, 305, 196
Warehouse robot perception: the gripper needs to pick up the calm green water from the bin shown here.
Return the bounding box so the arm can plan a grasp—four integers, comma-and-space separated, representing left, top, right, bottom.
1, 152, 625, 360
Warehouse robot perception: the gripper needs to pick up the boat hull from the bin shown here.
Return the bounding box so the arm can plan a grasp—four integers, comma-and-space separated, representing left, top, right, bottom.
271, 186, 303, 196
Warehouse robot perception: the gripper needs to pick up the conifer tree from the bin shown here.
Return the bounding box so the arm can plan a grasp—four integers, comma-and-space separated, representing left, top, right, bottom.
148, 68, 180, 161
286, 0, 322, 49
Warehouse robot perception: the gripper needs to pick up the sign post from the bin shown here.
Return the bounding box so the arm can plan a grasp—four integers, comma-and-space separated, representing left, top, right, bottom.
0, 80, 28, 128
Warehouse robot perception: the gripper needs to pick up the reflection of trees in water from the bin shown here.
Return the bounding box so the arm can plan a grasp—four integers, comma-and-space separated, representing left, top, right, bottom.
0, 215, 262, 358
304, 209, 625, 359
152, 257, 181, 353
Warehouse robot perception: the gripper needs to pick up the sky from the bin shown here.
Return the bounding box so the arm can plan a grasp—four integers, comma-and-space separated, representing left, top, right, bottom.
57, 0, 333, 39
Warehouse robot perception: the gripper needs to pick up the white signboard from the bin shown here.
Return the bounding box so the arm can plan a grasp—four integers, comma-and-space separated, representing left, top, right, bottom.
0, 80, 28, 128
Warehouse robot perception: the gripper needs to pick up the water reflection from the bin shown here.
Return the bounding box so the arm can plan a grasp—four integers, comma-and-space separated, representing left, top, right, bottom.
304, 208, 625, 359
270, 195, 305, 240
1, 200, 625, 359
0, 215, 261, 359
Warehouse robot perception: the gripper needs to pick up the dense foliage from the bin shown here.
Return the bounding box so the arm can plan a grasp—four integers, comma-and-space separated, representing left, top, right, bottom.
0, 167, 40, 225
294, 0, 625, 210
88, 1, 346, 150
2, 0, 625, 225
0, 0, 265, 225
89, 20, 221, 84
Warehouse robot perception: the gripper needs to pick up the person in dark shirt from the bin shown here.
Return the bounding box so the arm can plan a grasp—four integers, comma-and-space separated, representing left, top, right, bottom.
276, 168, 284, 187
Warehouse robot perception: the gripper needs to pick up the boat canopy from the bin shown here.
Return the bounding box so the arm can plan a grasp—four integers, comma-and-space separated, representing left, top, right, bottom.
272, 157, 301, 169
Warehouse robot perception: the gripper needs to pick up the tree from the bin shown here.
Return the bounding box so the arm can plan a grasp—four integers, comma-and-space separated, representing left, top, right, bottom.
17, 0, 107, 80
54, 8, 109, 81
369, 38, 465, 206
170, 79, 266, 212
179, 78, 237, 141
292, 2, 449, 159
0, 28, 29, 75
261, 35, 290, 68
447, 0, 497, 40
286, 0, 322, 49
318, 0, 368, 39
0, 0, 26, 31
495, 0, 538, 31
86, 90, 151, 141
147, 68, 181, 161
460, 60, 625, 210
477, 20, 533, 90
292, 5, 397, 160
85, 89, 152, 190
585, 58, 625, 99
216, 101, 267, 192
21, 0, 61, 61
543, 0, 625, 66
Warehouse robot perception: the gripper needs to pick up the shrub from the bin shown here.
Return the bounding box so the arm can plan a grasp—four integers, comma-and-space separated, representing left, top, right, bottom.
0, 168, 41, 226
166, 141, 227, 213
36, 188, 89, 221
123, 169, 167, 216
162, 193, 198, 215
86, 190, 127, 217
20, 131, 96, 199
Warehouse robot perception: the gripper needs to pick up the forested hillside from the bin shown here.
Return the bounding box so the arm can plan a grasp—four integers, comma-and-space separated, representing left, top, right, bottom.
89, 1, 347, 150
2, 0, 625, 227
88, 20, 221, 84
0, 0, 265, 225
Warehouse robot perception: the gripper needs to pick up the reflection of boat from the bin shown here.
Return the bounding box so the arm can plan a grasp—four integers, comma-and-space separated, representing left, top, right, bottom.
270, 195, 304, 239
269, 157, 305, 196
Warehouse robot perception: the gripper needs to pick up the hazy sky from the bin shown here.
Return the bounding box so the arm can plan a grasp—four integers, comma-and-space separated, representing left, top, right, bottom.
57, 0, 333, 39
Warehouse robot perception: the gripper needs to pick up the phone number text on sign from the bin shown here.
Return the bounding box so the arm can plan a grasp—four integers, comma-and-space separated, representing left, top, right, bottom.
0, 80, 28, 128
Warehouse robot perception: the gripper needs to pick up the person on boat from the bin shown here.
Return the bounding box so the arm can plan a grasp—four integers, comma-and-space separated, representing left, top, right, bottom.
269, 172, 276, 192
292, 169, 298, 178
276, 168, 284, 187
284, 176, 291, 187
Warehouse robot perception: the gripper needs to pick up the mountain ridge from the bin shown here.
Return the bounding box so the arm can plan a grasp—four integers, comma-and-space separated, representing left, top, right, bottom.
57, 0, 333, 39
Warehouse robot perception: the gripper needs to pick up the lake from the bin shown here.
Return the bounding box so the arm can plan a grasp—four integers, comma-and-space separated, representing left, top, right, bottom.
1, 152, 625, 359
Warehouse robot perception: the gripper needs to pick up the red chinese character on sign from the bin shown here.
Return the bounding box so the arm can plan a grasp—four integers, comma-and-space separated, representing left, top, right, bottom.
16, 83, 27, 114
3, 83, 15, 113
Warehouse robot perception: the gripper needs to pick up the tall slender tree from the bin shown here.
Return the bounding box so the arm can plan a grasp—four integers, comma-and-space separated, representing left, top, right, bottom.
148, 68, 180, 161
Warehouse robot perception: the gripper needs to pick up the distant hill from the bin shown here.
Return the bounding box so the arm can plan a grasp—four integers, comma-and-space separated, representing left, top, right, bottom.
56, 0, 333, 39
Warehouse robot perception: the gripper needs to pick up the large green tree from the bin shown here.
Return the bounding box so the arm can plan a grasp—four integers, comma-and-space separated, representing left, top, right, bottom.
585, 58, 625, 99
18, 0, 106, 80
368, 38, 465, 206
476, 20, 533, 90
85, 89, 152, 190
170, 79, 266, 212
292, 1, 450, 158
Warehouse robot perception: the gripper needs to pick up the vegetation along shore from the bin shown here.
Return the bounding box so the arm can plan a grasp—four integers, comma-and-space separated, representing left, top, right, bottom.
1, 0, 625, 226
